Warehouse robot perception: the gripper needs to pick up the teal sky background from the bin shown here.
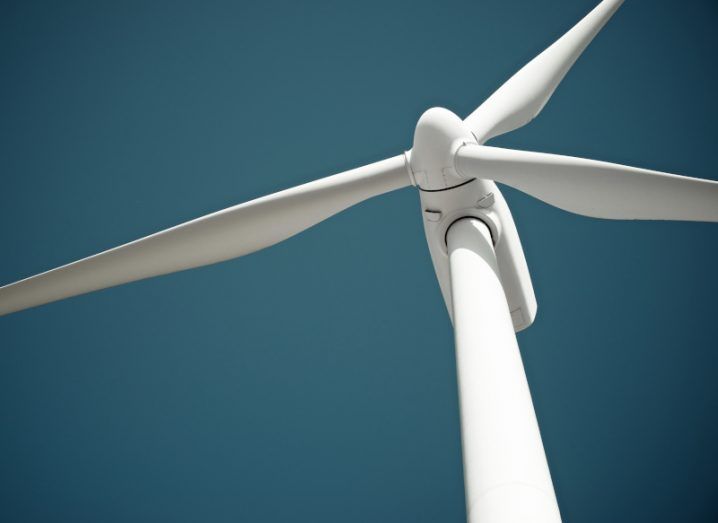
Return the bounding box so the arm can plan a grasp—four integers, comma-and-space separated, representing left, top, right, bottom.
1, 0, 717, 521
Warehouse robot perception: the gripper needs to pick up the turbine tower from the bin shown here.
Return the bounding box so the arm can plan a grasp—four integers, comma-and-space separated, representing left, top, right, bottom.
1, 1, 716, 521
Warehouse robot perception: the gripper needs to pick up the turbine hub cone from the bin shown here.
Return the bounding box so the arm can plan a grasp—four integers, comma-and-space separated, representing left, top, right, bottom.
408, 107, 476, 191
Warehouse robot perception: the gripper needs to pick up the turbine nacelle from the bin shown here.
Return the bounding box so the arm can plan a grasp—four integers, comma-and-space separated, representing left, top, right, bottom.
408, 108, 538, 331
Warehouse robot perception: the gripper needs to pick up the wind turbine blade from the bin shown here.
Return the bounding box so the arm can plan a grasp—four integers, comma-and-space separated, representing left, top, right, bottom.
455, 145, 718, 222
0, 156, 409, 316
464, 0, 623, 144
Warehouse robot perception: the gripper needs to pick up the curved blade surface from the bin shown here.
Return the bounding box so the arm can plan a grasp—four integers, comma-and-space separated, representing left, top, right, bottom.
456, 145, 718, 222
0, 156, 409, 316
464, 0, 623, 144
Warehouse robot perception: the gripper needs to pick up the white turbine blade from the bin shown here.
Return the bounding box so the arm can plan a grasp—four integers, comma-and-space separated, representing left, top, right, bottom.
464, 0, 623, 144
0, 156, 409, 316
455, 145, 718, 222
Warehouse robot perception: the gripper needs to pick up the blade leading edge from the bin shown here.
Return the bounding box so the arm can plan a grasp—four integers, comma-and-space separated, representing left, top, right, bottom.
455, 144, 718, 222
464, 0, 624, 143
0, 156, 409, 316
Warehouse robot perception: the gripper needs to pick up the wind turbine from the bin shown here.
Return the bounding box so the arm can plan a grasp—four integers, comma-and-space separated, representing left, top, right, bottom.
1, 0, 717, 521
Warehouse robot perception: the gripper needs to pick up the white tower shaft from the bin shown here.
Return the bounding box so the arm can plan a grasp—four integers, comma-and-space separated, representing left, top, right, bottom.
447, 218, 561, 523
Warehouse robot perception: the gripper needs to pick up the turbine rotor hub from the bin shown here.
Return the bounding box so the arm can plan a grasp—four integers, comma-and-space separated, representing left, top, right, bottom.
408, 107, 477, 191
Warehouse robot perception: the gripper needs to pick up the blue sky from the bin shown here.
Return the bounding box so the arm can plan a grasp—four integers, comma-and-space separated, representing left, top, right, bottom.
1, 1, 717, 521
